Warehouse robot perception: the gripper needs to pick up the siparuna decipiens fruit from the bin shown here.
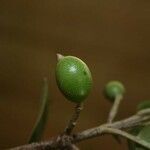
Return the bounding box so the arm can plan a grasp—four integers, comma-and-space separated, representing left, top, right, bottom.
56, 54, 92, 103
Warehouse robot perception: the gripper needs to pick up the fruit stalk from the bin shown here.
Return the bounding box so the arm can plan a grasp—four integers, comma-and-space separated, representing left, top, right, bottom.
64, 103, 83, 135
107, 94, 123, 123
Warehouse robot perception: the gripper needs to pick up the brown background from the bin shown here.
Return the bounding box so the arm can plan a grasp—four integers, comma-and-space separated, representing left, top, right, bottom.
0, 0, 150, 149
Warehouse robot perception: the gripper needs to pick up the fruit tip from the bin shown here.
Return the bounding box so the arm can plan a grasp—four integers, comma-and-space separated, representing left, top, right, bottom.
57, 53, 64, 61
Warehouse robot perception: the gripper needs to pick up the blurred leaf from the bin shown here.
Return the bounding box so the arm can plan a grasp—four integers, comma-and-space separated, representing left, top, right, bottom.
138, 126, 150, 142
127, 126, 145, 150
137, 100, 150, 112
128, 125, 150, 150
136, 125, 150, 150
28, 78, 49, 143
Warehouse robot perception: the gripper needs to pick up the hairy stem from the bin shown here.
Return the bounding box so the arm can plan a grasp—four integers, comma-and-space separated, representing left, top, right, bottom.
64, 103, 83, 135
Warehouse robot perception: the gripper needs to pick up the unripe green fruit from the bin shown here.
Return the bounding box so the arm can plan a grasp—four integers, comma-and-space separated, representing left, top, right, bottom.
56, 55, 92, 103
104, 81, 125, 101
137, 100, 150, 112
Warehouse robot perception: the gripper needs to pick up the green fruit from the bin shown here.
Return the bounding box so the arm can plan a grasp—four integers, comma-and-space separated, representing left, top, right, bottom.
56, 54, 92, 103
104, 81, 125, 101
137, 100, 150, 112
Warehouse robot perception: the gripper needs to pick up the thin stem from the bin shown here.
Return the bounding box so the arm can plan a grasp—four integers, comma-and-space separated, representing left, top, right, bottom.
64, 103, 83, 135
111, 108, 150, 130
101, 127, 150, 149
73, 109, 150, 142
107, 94, 123, 123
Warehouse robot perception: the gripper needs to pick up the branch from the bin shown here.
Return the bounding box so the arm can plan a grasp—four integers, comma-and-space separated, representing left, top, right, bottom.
101, 127, 150, 149
9, 141, 54, 150
10, 109, 150, 150
64, 103, 83, 135
10, 136, 79, 150
73, 109, 150, 142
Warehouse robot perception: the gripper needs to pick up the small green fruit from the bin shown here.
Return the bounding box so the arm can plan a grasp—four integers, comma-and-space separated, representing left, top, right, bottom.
137, 100, 150, 112
56, 54, 92, 103
104, 81, 125, 101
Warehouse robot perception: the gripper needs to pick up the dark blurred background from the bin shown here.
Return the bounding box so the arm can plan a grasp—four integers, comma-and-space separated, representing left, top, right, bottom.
0, 0, 150, 149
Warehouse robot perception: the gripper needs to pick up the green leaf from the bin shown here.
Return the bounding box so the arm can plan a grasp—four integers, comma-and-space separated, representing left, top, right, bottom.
127, 126, 144, 150
127, 125, 150, 150
137, 100, 150, 112
136, 125, 150, 150
28, 78, 49, 143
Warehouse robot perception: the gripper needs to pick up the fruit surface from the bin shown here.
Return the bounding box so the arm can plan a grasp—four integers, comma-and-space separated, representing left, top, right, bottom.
56, 55, 92, 103
104, 81, 125, 101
